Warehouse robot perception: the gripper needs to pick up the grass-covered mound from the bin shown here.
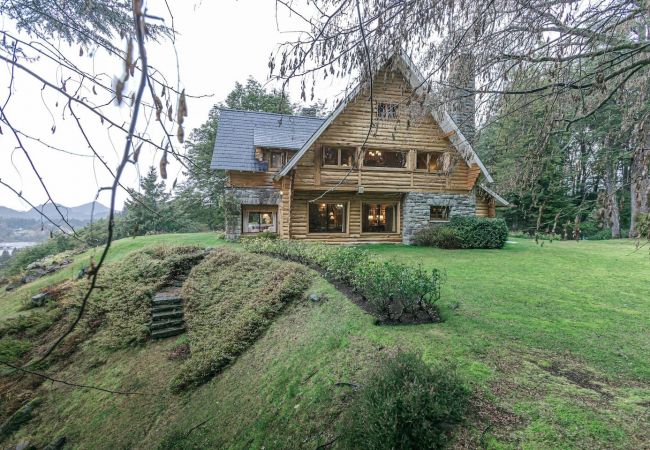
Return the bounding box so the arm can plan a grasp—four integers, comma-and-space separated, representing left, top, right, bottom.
171, 248, 312, 390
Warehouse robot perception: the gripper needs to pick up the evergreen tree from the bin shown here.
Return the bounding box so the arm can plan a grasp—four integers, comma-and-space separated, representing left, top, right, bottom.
124, 166, 193, 235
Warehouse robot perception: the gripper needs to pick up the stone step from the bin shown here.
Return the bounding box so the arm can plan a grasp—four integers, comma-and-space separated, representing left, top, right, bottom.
150, 318, 184, 331
151, 325, 185, 339
152, 310, 183, 321
151, 303, 183, 313
152, 292, 182, 305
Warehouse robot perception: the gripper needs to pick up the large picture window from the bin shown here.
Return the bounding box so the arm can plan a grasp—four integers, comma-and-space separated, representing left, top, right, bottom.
362, 203, 397, 233
309, 202, 346, 233
322, 146, 356, 167
416, 152, 441, 172
245, 211, 276, 233
363, 150, 407, 168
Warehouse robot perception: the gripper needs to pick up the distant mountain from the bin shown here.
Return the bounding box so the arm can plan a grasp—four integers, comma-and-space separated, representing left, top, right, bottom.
0, 202, 112, 222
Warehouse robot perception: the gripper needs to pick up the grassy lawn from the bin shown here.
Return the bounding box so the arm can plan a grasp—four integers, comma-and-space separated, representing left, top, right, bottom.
1, 235, 648, 449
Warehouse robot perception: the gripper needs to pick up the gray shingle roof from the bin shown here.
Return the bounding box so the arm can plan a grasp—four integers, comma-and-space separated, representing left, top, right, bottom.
211, 109, 325, 172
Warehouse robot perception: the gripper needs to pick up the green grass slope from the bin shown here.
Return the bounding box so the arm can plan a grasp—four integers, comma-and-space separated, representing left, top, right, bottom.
1, 235, 648, 449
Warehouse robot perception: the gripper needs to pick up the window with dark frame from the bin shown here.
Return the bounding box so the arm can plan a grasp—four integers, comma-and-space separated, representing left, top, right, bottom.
429, 206, 450, 222
377, 102, 398, 119
416, 151, 441, 172
322, 146, 356, 167
268, 151, 285, 169
363, 149, 407, 168
309, 202, 346, 233
362, 203, 397, 233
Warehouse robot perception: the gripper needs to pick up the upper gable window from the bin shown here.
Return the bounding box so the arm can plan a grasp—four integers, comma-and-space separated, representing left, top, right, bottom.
363, 149, 407, 168
377, 102, 398, 120
322, 146, 356, 167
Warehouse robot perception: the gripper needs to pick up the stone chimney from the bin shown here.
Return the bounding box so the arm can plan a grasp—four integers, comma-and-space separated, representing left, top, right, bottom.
445, 54, 476, 145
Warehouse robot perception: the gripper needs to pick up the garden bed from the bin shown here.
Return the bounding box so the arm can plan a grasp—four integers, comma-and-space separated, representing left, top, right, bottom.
241, 239, 443, 325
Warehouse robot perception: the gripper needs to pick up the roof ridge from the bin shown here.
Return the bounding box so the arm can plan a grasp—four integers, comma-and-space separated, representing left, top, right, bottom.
218, 108, 325, 120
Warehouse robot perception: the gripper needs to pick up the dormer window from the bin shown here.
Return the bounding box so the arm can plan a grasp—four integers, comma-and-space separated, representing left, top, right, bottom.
264, 150, 287, 170
377, 102, 398, 119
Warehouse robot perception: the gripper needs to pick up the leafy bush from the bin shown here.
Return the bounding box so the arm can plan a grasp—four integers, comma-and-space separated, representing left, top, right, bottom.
449, 216, 508, 249
339, 352, 470, 449
413, 226, 463, 249
171, 248, 311, 391
586, 229, 614, 240
242, 239, 443, 322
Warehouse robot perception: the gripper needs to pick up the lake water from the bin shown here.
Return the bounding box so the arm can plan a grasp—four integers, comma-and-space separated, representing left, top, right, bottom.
0, 241, 37, 254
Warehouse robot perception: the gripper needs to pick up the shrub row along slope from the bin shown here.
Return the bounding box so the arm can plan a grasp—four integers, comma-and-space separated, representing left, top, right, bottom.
241, 239, 443, 324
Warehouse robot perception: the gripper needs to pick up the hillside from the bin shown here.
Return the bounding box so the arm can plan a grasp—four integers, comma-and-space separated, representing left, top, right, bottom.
0, 234, 648, 449
0, 202, 112, 243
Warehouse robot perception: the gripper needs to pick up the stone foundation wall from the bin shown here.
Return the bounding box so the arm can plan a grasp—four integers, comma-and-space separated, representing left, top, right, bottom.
402, 191, 476, 244
224, 187, 281, 240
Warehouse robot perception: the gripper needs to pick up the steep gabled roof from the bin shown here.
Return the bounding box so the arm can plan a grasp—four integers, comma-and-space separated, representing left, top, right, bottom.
275, 51, 493, 183
479, 183, 510, 207
211, 109, 324, 172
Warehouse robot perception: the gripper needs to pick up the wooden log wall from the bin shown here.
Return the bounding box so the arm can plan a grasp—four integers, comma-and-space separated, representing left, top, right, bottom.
289, 191, 403, 242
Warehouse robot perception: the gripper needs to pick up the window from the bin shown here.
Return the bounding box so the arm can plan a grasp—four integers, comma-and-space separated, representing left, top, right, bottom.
363, 150, 407, 168
416, 152, 441, 172
377, 102, 398, 119
245, 211, 276, 233
362, 203, 397, 233
430, 206, 450, 222
322, 146, 356, 167
268, 151, 285, 169
309, 202, 346, 233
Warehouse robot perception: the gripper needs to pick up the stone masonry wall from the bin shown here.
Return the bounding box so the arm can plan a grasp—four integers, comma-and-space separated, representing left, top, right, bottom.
224, 187, 282, 240
402, 191, 476, 244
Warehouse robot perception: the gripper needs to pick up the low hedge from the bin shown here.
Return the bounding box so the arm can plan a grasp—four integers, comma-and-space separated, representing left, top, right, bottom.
241, 239, 443, 322
413, 216, 508, 249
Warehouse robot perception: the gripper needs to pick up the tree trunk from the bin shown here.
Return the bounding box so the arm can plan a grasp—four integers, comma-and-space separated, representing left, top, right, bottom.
630, 114, 650, 238
603, 136, 621, 238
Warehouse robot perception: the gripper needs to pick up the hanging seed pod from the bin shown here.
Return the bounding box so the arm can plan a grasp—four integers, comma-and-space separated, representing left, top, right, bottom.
133, 142, 142, 162
153, 95, 163, 121
159, 151, 168, 179
177, 124, 185, 144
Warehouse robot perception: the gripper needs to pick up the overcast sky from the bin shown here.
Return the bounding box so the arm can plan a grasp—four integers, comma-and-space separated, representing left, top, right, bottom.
0, 0, 349, 211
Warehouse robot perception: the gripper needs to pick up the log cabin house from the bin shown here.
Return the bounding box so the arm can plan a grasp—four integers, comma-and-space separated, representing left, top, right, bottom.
211, 52, 508, 243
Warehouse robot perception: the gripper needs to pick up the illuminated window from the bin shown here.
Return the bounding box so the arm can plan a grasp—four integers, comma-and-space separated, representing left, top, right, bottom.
322, 146, 356, 167
245, 211, 276, 233
362, 203, 397, 233
416, 152, 441, 172
377, 102, 398, 119
429, 206, 450, 222
363, 150, 407, 168
309, 202, 346, 233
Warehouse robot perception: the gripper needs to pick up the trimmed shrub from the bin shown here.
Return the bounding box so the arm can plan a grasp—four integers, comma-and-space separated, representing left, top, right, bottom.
413, 226, 463, 249
242, 239, 443, 322
339, 352, 470, 449
448, 216, 508, 249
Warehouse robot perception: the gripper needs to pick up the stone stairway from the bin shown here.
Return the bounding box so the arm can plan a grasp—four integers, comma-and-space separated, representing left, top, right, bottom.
150, 287, 186, 339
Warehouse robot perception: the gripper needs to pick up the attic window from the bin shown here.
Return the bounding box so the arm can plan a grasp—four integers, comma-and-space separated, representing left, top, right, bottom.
377, 102, 398, 119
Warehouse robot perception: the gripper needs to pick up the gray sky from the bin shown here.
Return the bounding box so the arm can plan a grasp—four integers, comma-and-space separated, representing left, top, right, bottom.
0, 0, 349, 211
